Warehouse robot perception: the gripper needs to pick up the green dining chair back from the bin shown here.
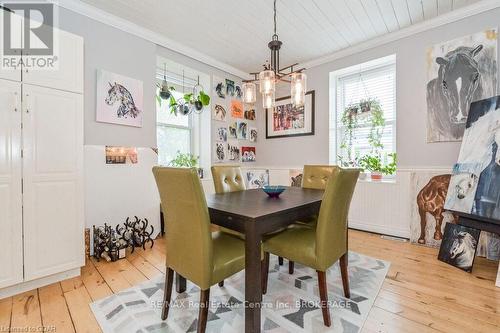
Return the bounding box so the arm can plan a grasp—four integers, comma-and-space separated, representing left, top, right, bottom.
152, 167, 246, 333
302, 165, 339, 189
211, 165, 246, 193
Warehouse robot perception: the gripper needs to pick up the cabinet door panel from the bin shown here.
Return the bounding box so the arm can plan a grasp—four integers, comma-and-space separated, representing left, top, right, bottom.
23, 28, 83, 93
22, 84, 84, 281
0, 80, 23, 288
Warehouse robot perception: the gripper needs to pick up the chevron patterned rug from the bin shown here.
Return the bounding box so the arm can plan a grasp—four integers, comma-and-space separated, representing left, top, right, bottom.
90, 251, 389, 333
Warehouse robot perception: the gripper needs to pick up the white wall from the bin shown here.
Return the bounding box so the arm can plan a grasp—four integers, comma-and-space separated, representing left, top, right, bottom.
254, 7, 500, 169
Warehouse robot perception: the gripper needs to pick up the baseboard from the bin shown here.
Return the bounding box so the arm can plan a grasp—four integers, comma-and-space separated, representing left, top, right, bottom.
0, 268, 81, 300
349, 220, 410, 239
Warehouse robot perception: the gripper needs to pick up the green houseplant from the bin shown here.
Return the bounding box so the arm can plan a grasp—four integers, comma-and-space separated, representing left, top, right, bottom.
359, 153, 397, 181
156, 85, 211, 115
169, 151, 203, 178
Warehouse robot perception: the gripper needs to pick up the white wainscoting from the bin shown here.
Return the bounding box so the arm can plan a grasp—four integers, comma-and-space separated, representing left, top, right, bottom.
218, 167, 452, 239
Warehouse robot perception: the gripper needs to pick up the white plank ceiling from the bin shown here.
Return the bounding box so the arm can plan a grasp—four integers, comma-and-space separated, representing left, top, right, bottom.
80, 0, 482, 74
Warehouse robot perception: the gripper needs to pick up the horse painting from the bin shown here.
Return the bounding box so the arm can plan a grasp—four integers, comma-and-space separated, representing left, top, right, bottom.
416, 174, 459, 245
427, 45, 484, 141
438, 224, 480, 272
426, 30, 498, 142
449, 230, 478, 271
105, 82, 141, 119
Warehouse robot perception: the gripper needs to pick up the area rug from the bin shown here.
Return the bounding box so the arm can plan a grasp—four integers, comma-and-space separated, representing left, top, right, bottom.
90, 251, 389, 332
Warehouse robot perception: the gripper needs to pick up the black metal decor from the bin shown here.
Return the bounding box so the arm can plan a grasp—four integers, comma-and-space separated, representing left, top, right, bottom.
93, 216, 155, 262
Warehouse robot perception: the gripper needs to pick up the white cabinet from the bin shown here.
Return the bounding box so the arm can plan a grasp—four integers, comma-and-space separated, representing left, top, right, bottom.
0, 11, 21, 82
23, 30, 84, 94
0, 80, 23, 289
0, 26, 84, 294
22, 85, 84, 281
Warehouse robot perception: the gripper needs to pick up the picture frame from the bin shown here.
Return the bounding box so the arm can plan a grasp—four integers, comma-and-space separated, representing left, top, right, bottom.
266, 90, 315, 139
438, 223, 480, 272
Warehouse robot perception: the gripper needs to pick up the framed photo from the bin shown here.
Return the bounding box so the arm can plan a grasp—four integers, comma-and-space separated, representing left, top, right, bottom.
266, 90, 315, 139
438, 223, 480, 272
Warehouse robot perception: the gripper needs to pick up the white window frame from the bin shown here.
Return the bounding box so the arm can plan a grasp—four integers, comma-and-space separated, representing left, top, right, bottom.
329, 55, 397, 170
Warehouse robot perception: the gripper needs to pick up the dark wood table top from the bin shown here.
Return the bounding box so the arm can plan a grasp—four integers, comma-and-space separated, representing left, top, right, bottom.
205, 186, 324, 220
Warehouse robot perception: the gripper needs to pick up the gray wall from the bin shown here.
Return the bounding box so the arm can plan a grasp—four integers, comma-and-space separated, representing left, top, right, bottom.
57, 7, 243, 150
255, 8, 500, 169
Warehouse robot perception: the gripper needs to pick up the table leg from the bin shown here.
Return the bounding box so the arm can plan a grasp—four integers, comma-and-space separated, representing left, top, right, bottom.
175, 273, 186, 293
245, 226, 262, 333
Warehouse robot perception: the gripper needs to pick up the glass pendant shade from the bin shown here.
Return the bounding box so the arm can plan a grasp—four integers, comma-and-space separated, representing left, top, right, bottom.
262, 91, 275, 109
259, 70, 275, 94
242, 82, 257, 104
291, 72, 307, 107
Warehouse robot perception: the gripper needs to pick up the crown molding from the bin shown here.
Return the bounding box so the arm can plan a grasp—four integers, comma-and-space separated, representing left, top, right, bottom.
301, 0, 500, 69
50, 0, 250, 79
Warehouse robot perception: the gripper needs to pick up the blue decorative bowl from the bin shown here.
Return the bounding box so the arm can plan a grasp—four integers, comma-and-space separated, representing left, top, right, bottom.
262, 185, 286, 198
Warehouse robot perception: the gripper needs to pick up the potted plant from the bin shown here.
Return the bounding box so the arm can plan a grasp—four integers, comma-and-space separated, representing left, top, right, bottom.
359, 153, 397, 181
169, 151, 203, 178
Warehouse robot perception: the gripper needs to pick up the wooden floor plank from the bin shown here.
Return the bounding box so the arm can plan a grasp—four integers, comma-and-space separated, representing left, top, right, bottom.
80, 259, 113, 301
363, 306, 439, 333
63, 284, 102, 333
127, 250, 163, 280
38, 283, 75, 333
0, 296, 12, 331
10, 290, 42, 332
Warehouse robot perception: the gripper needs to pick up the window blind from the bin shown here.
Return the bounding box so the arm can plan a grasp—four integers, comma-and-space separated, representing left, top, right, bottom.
333, 63, 396, 164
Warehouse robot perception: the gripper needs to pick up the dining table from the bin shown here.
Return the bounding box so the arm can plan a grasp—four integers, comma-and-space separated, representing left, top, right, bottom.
175, 186, 324, 333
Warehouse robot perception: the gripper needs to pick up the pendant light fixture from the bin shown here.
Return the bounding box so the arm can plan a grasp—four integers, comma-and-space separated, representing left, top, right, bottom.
242, 0, 306, 109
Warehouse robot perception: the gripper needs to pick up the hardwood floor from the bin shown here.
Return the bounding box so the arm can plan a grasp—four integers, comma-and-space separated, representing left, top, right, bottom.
1, 230, 499, 333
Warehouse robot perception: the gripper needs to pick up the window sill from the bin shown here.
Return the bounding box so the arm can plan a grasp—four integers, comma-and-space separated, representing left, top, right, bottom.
358, 176, 397, 184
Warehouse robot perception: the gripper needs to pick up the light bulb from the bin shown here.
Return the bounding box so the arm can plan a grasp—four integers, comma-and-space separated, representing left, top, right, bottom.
262, 91, 275, 109
291, 72, 307, 107
242, 82, 256, 104
259, 70, 275, 94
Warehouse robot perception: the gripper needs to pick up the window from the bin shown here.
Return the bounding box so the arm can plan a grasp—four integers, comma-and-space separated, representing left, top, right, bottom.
156, 89, 193, 166
330, 55, 396, 168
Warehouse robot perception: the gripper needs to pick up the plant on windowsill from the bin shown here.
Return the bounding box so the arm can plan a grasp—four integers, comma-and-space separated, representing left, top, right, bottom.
359, 153, 397, 181
169, 151, 204, 178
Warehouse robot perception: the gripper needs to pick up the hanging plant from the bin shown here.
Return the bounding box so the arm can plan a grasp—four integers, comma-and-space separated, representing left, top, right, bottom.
338, 98, 386, 166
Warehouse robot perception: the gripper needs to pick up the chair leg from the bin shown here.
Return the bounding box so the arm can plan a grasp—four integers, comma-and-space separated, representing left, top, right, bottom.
218, 280, 224, 287
197, 288, 210, 333
339, 253, 350, 298
278, 256, 283, 266
317, 271, 331, 327
161, 267, 174, 320
262, 252, 270, 295
288, 261, 294, 274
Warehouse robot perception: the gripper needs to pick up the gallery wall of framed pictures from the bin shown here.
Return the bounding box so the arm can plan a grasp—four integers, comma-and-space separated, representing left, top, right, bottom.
212, 76, 258, 164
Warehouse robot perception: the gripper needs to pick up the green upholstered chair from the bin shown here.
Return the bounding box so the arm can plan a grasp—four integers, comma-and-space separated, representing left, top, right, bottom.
262, 167, 360, 327
210, 165, 246, 242
152, 167, 246, 333
287, 165, 339, 274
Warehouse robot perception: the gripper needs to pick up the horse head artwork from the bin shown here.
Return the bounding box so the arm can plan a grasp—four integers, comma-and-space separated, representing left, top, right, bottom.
449, 230, 477, 270
105, 82, 141, 119
427, 45, 485, 141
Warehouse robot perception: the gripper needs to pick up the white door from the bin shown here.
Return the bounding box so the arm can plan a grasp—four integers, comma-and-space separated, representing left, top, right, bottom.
22, 84, 84, 281
0, 80, 23, 288
23, 28, 83, 94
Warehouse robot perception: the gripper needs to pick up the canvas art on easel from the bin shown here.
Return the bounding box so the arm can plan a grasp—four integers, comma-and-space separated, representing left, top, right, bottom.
444, 95, 500, 221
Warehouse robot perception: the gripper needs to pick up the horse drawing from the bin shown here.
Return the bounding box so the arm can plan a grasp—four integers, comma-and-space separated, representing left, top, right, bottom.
427, 45, 484, 140
417, 174, 459, 244
449, 230, 477, 270
105, 82, 140, 119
